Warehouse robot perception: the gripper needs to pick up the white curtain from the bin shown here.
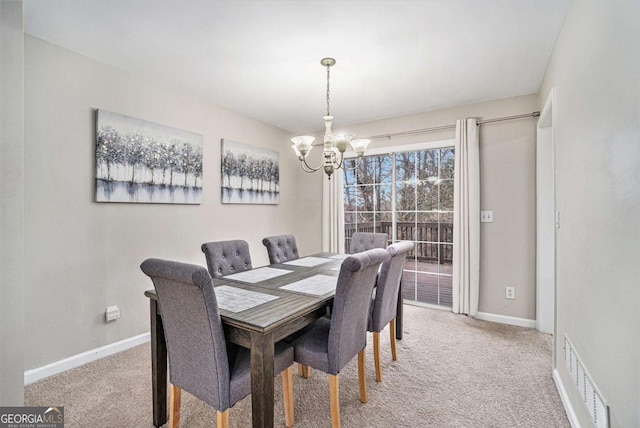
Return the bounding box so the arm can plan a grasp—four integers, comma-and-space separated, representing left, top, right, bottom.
452, 118, 480, 316
322, 171, 345, 253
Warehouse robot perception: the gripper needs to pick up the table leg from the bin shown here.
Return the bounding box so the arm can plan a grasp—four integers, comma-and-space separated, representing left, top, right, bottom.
150, 298, 168, 427
396, 278, 403, 340
250, 331, 275, 428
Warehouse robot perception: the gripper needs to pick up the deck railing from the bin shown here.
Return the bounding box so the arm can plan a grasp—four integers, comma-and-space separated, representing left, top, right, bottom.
345, 221, 453, 264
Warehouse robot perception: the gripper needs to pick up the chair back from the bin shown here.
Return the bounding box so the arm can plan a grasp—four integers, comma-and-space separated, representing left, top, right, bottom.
201, 240, 252, 278
140, 258, 231, 411
370, 241, 414, 332
262, 235, 300, 264
328, 248, 389, 374
350, 232, 388, 254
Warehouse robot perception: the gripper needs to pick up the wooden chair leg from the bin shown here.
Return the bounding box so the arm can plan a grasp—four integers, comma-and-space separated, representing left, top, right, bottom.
329, 374, 341, 428
282, 367, 295, 428
373, 332, 382, 382
303, 365, 312, 378
216, 409, 229, 428
358, 350, 368, 403
298, 363, 312, 378
169, 384, 181, 428
390, 318, 398, 361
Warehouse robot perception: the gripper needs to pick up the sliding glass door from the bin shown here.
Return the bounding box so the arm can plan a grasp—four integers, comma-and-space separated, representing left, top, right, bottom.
343, 144, 455, 308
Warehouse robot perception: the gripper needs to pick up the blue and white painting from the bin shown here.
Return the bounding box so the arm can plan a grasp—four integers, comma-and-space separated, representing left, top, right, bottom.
95, 110, 203, 204
221, 139, 279, 204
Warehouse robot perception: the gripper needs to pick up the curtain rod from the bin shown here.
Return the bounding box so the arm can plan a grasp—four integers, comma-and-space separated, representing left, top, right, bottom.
361, 111, 540, 140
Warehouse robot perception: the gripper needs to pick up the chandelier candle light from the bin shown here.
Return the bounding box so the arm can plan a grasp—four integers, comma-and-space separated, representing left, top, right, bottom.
291, 58, 370, 179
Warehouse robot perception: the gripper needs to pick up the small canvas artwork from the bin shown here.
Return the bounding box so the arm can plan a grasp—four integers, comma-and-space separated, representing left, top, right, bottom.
95, 110, 203, 204
221, 139, 279, 204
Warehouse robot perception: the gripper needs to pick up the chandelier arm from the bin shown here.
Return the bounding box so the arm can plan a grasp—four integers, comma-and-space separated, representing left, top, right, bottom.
333, 150, 345, 170
300, 156, 324, 172
300, 162, 318, 173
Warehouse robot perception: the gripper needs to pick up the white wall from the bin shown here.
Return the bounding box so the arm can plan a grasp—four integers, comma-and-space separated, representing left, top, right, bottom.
0, 0, 25, 404
539, 0, 640, 426
23, 36, 313, 370
305, 94, 538, 321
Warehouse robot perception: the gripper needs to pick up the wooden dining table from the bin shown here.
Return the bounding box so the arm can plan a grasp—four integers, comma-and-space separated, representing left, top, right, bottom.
144, 252, 404, 428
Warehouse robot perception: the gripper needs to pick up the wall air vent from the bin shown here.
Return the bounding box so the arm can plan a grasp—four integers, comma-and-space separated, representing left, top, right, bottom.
564, 335, 609, 428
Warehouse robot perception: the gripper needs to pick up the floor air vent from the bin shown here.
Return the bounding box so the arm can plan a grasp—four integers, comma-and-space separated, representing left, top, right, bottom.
564, 335, 609, 428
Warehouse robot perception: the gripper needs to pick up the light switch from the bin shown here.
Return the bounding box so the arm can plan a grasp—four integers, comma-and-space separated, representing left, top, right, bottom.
481, 211, 494, 222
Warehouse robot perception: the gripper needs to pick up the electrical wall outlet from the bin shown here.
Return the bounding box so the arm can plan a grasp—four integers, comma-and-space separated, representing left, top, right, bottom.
105, 305, 120, 322
505, 287, 515, 300
481, 211, 494, 222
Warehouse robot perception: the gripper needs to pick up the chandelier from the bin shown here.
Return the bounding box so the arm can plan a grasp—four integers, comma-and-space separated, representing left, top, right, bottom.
291, 58, 370, 179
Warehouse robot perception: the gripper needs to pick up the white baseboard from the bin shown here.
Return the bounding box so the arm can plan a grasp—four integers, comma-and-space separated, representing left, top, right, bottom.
475, 311, 536, 328
403, 299, 451, 312
24, 332, 150, 385
553, 368, 581, 428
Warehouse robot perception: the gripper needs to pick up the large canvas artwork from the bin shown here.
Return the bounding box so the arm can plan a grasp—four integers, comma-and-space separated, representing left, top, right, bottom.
95, 110, 203, 204
221, 139, 279, 204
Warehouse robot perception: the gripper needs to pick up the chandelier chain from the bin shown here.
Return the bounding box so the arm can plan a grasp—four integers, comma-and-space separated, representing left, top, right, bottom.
326, 63, 331, 116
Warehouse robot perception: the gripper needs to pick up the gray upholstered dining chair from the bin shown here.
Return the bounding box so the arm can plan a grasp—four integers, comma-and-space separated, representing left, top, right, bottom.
201, 240, 252, 278
350, 232, 388, 254
140, 258, 295, 428
292, 248, 389, 428
368, 240, 414, 382
262, 234, 300, 264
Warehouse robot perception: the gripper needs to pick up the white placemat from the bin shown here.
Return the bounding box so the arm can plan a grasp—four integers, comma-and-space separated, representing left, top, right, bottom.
329, 254, 350, 260
279, 274, 338, 296
283, 257, 332, 267
223, 267, 292, 284
214, 285, 279, 313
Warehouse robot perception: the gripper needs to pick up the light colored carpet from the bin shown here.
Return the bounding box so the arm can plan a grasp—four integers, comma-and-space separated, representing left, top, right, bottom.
25, 305, 569, 427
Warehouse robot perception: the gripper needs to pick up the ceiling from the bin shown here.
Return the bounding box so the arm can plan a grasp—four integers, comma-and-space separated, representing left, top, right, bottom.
24, 0, 570, 134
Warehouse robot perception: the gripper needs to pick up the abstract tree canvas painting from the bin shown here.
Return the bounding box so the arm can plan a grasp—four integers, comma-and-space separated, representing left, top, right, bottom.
221, 139, 279, 204
95, 110, 203, 204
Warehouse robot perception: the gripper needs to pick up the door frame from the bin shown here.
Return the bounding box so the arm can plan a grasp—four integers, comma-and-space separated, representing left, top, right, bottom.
536, 88, 557, 349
